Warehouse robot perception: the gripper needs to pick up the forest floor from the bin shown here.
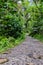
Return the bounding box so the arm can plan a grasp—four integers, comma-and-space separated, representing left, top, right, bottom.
0, 36, 43, 65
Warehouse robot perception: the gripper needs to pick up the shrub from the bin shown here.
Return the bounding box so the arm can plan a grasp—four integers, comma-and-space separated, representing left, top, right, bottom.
28, 4, 43, 36
0, 0, 24, 38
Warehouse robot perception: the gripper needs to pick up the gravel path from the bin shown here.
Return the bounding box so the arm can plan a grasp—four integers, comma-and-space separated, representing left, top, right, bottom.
0, 36, 43, 65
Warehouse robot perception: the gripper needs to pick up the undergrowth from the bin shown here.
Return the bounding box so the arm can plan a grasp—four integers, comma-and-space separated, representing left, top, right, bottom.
0, 33, 25, 53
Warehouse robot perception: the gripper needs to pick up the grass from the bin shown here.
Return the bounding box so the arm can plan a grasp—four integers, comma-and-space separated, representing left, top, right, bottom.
0, 33, 25, 53
34, 34, 43, 42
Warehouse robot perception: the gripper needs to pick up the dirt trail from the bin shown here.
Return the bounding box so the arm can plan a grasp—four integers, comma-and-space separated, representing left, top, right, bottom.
0, 36, 43, 65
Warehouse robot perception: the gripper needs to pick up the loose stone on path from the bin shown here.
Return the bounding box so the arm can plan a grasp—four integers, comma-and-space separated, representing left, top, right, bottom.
0, 58, 8, 64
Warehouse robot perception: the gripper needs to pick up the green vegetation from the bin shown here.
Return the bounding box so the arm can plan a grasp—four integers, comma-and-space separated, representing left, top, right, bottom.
0, 0, 25, 52
0, 0, 25, 38
0, 33, 25, 53
28, 1, 43, 42
23, 0, 43, 42
0, 0, 43, 52
34, 34, 43, 42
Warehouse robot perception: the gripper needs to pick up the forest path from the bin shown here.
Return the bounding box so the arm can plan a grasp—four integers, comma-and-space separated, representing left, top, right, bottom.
0, 36, 43, 65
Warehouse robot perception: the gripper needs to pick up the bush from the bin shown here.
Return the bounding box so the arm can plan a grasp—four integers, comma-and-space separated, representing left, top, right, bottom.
28, 4, 43, 37
29, 21, 43, 36
0, 0, 24, 38
0, 18, 23, 38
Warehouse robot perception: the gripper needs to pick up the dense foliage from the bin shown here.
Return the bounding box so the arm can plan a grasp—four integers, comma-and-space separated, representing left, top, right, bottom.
0, 0, 25, 52
0, 0, 25, 38
28, 3, 43, 36
23, 0, 43, 37
21, 0, 43, 41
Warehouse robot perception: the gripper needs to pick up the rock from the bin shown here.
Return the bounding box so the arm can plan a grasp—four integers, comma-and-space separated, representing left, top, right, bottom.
27, 53, 33, 58
33, 53, 42, 59
38, 56, 41, 59
33, 53, 38, 59
0, 58, 9, 64
26, 63, 34, 65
